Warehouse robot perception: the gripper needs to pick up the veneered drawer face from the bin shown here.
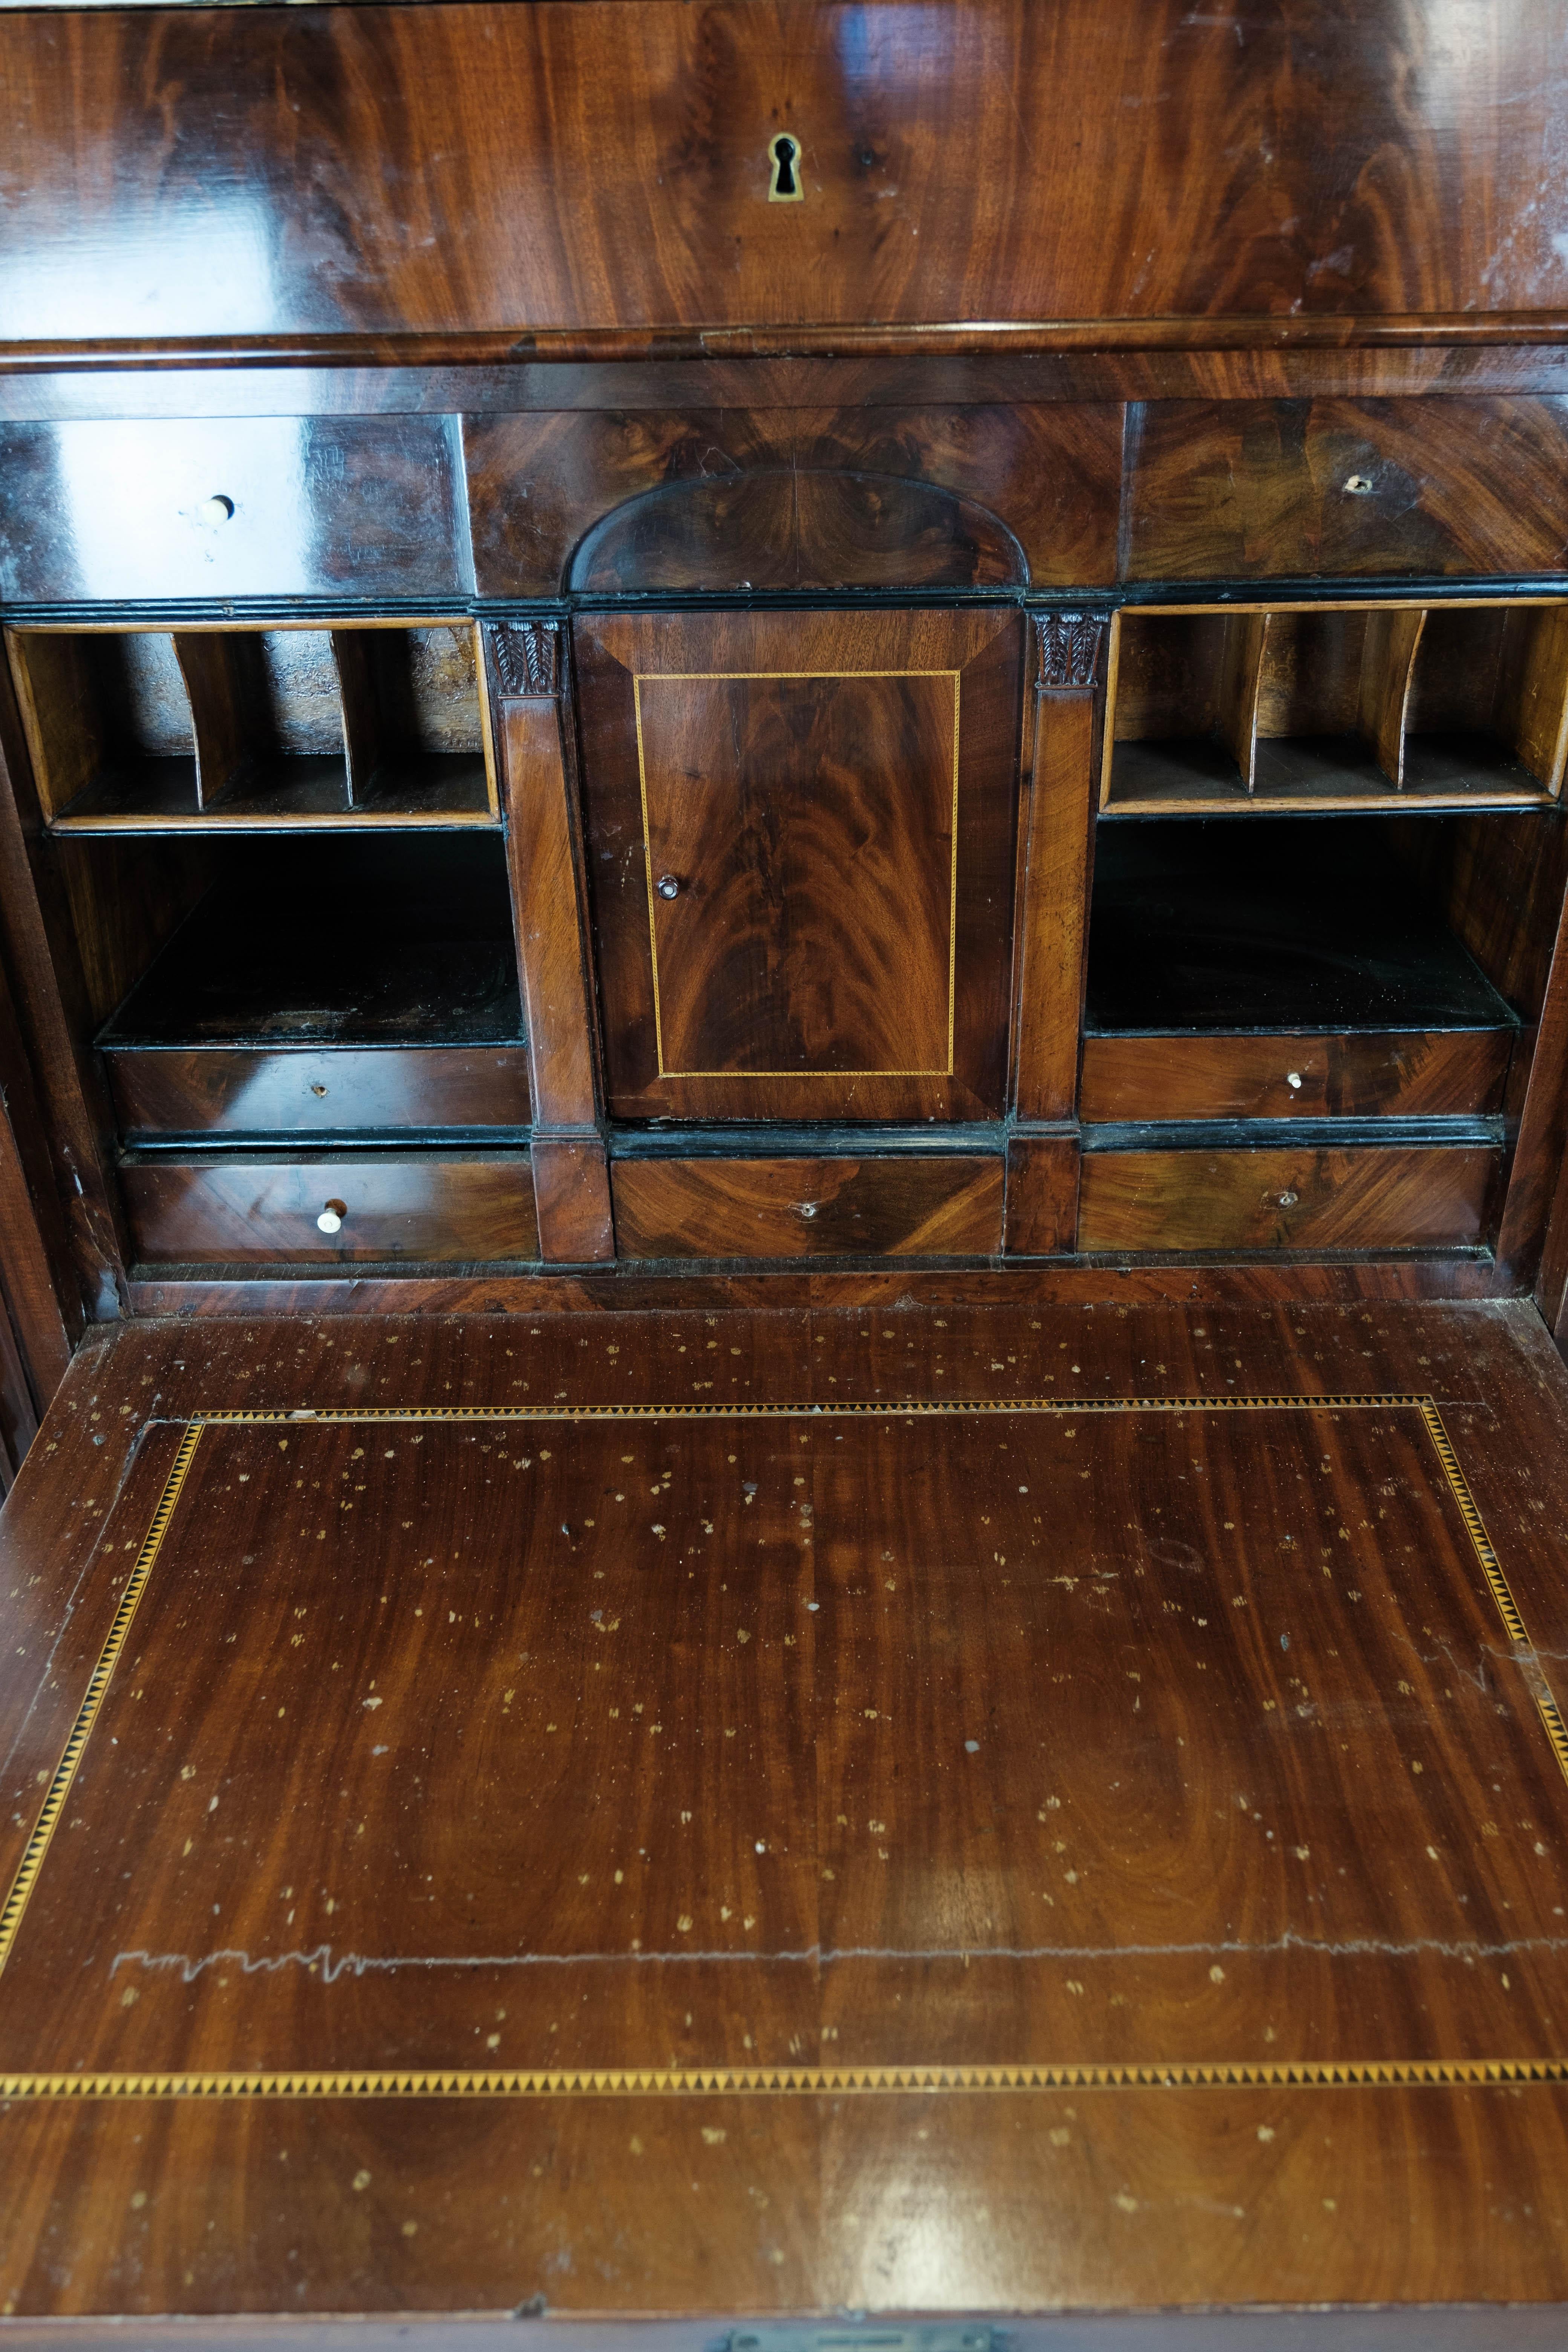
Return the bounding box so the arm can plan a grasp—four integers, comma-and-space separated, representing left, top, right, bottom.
611, 1155, 1004, 1259
1077, 1145, 1496, 1254
0, 418, 467, 604
121, 1154, 539, 1263
1079, 1030, 1513, 1124
105, 1046, 532, 1138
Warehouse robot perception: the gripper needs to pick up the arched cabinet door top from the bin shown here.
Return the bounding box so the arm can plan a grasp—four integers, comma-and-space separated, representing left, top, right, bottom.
567, 467, 1028, 594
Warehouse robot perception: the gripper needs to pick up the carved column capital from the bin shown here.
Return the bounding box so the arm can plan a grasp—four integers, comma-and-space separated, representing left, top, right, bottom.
490, 621, 562, 700
1033, 611, 1106, 691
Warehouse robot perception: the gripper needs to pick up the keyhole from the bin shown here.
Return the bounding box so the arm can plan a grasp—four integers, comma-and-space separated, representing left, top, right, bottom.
769, 133, 803, 202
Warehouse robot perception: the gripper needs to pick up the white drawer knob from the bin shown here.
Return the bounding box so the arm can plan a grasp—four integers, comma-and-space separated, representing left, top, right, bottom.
316, 1198, 347, 1234
1286, 1070, 1303, 1090
196, 493, 235, 527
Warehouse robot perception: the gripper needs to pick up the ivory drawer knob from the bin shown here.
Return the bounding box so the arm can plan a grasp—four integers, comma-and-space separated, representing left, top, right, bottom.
196, 493, 235, 527
656, 874, 680, 900
316, 1198, 348, 1234
1286, 1070, 1303, 1090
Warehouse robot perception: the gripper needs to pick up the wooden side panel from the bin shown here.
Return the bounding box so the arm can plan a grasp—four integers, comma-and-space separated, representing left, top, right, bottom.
465, 407, 1121, 595
1080, 1029, 1513, 1125
1078, 1145, 1496, 1254
104, 1046, 533, 1139
576, 606, 1021, 1125
121, 1155, 539, 1265
610, 1156, 1004, 1260
1003, 1133, 1080, 1256
1126, 401, 1568, 580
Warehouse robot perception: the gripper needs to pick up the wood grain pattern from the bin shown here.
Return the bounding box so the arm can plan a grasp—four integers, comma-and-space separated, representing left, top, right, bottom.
568, 467, 1024, 593
1012, 646, 1099, 1121
4, 4, 1568, 348
120, 1154, 539, 1266
0, 417, 466, 605
490, 658, 599, 1133
1358, 607, 1427, 788
530, 1133, 614, 1266
4, 1303, 1568, 2319
1003, 1132, 1080, 1255
611, 1154, 1004, 1259
575, 607, 1021, 1124
1080, 1029, 1514, 1125
1127, 400, 1568, 580
104, 1046, 533, 1141
1079, 1145, 1497, 1254
465, 406, 1120, 594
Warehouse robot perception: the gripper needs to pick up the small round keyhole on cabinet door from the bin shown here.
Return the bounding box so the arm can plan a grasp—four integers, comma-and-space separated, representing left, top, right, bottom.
656, 873, 680, 900
769, 132, 804, 201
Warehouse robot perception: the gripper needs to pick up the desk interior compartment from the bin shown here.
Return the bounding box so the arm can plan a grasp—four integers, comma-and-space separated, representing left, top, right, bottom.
96, 835, 528, 1142
1105, 602, 1568, 814
1081, 816, 1522, 1123
6, 621, 496, 831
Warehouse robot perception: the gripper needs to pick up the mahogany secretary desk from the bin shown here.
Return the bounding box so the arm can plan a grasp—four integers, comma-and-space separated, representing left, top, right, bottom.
3, 1, 1568, 2340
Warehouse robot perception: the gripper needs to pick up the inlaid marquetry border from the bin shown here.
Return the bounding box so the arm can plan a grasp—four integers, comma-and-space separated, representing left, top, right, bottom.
631, 667, 962, 1080
2, 1390, 1563, 2102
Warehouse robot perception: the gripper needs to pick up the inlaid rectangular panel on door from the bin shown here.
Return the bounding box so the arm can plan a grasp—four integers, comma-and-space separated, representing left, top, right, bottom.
573, 608, 1024, 1122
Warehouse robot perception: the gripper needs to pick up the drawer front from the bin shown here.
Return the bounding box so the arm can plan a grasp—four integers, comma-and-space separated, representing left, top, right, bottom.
0, 418, 467, 604
122, 1155, 538, 1264
612, 1155, 1003, 1260
106, 1046, 532, 1139
1079, 1030, 1512, 1124
1078, 1146, 1496, 1254
1125, 398, 1568, 580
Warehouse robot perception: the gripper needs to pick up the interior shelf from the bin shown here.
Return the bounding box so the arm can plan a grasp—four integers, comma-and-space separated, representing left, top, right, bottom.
6, 622, 497, 832
1103, 602, 1568, 816
97, 838, 522, 1050
1085, 818, 1521, 1035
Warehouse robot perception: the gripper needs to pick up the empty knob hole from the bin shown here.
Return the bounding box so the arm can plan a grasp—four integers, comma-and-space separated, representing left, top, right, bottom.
656, 874, 680, 900
196, 494, 235, 527
1276, 1190, 1299, 1208
316, 1198, 347, 1234
796, 1200, 819, 1219
1342, 474, 1373, 496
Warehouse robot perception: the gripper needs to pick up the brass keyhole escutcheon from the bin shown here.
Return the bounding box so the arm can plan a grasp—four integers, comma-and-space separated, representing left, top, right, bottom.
769, 132, 803, 202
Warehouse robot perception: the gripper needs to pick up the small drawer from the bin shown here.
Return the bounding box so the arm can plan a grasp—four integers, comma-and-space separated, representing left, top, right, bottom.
611, 1155, 1004, 1260
1077, 1144, 1497, 1254
106, 1045, 532, 1140
0, 418, 466, 604
121, 1153, 539, 1265
1079, 1030, 1513, 1124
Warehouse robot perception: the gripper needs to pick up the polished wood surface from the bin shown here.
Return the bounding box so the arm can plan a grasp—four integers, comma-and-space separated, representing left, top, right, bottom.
1003, 1132, 1080, 1256
1078, 1144, 1497, 1255
103, 1045, 533, 1142
3, 4, 1566, 351
120, 1153, 540, 1266
611, 1152, 1004, 1258
3, 1299, 1568, 2324
576, 607, 1021, 1124
1080, 1031, 1514, 1126
466, 406, 1119, 594
1127, 400, 1568, 580
1012, 620, 1101, 1123
0, 417, 467, 604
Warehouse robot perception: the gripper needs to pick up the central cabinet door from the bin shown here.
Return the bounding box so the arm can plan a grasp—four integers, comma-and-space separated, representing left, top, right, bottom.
574, 608, 1023, 1121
